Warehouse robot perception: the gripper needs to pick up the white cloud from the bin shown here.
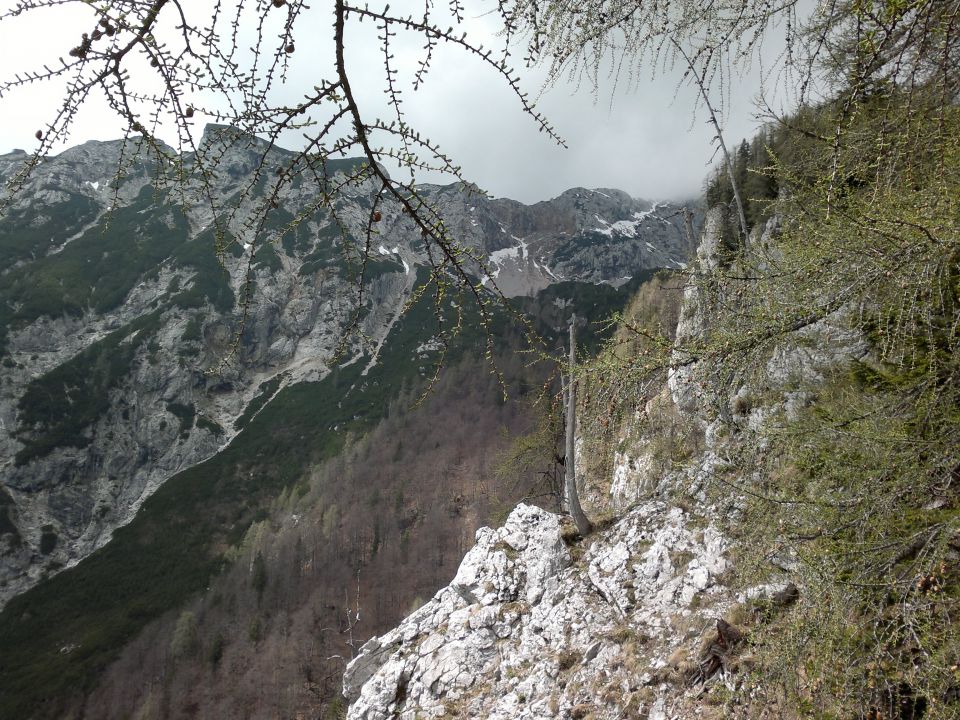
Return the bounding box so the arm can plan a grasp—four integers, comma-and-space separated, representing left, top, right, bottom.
0, 1, 779, 203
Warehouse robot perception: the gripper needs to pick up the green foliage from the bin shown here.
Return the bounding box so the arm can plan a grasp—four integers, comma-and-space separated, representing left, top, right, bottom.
169, 610, 198, 659
323, 695, 347, 720
234, 376, 284, 431
575, 271, 688, 494
689, 60, 960, 718
251, 551, 267, 601
251, 241, 283, 272
297, 222, 357, 275
207, 632, 225, 669
494, 395, 564, 507
517, 270, 658, 352
280, 211, 321, 255
247, 617, 263, 644
0, 187, 186, 323
0, 487, 20, 542
0, 366, 360, 717
703, 133, 779, 246
196, 415, 224, 436
0, 188, 185, 355
361, 256, 405, 278
0, 192, 99, 269
170, 225, 235, 312
181, 314, 204, 342
0, 270, 522, 719
734, 359, 960, 717
166, 402, 196, 437
571, 6, 960, 712
261, 205, 296, 233
14, 311, 162, 464
39, 526, 58, 555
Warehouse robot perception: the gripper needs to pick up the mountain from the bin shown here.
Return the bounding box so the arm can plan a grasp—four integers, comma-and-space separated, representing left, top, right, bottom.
0, 129, 698, 718
0, 127, 695, 609
335, 212, 755, 719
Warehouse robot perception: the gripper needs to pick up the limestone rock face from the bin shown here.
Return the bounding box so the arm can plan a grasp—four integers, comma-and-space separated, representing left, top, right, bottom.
413, 185, 694, 297
343, 505, 570, 709
344, 501, 734, 720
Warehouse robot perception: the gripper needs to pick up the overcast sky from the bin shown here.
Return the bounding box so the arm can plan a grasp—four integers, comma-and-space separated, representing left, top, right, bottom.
0, 2, 784, 204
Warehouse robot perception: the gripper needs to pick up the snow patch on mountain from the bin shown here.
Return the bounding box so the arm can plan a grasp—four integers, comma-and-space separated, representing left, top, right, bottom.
592, 206, 661, 238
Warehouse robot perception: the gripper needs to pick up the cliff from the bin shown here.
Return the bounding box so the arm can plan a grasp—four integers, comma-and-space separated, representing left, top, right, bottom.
342, 202, 957, 717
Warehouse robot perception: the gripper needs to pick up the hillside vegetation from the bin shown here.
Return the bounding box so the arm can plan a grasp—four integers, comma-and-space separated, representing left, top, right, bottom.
575, 6, 960, 715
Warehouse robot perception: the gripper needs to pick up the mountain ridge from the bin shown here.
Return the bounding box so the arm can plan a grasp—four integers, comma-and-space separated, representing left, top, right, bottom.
0, 132, 698, 608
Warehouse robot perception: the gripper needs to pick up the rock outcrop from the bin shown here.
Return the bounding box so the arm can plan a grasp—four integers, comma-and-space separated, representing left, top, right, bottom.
344, 498, 737, 719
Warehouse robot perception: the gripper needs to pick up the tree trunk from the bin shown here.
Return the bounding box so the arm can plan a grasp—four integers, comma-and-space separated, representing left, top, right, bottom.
672, 40, 749, 241
683, 207, 697, 255
565, 317, 593, 536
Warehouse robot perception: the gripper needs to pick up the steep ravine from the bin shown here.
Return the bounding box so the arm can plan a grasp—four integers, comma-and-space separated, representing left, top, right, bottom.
0, 155, 400, 605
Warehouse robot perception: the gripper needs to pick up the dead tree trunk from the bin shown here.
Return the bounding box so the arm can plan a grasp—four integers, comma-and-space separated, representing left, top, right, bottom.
565, 316, 593, 536
683, 207, 698, 255
672, 40, 749, 241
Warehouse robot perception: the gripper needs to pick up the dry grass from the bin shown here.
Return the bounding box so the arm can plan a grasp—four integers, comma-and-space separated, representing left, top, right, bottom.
556, 649, 582, 672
